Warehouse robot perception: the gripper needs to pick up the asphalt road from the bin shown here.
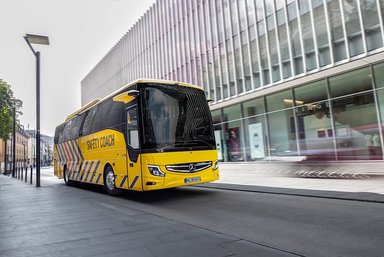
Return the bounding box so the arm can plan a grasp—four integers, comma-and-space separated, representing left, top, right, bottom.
42, 168, 384, 257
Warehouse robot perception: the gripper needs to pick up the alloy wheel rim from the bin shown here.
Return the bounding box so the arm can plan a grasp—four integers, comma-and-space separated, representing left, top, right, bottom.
106, 171, 115, 190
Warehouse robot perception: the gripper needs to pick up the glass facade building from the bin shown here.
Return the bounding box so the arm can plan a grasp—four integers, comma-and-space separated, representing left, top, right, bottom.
82, 0, 384, 162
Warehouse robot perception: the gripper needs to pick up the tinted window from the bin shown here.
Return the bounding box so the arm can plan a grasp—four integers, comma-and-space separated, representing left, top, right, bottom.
127, 105, 139, 149
54, 124, 65, 144
141, 84, 215, 152
91, 99, 125, 133
81, 107, 97, 136
62, 120, 73, 142
71, 114, 84, 139
62, 114, 83, 142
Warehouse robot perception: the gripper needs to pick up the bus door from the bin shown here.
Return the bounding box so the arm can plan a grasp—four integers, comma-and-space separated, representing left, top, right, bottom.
126, 104, 143, 191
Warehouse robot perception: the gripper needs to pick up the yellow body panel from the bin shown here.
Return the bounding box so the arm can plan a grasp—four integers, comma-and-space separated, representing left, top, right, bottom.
55, 130, 219, 191
141, 150, 219, 191
78, 129, 127, 187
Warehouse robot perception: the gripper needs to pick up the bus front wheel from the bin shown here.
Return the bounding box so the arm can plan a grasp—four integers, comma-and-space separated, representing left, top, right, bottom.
63, 166, 74, 186
104, 166, 122, 196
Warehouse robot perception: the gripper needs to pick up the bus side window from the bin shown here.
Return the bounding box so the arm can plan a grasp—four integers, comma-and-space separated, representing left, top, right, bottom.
63, 120, 72, 142
127, 106, 139, 149
54, 124, 65, 144
81, 107, 97, 136
70, 114, 83, 140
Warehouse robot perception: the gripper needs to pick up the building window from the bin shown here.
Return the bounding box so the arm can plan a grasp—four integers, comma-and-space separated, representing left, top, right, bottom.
343, 0, 364, 56
223, 104, 243, 162
242, 98, 267, 161
361, 0, 383, 51
266, 90, 297, 157
294, 80, 335, 160
327, 0, 347, 62
329, 67, 382, 160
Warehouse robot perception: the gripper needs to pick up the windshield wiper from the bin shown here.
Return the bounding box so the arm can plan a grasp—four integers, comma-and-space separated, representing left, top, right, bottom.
156, 145, 178, 152
184, 139, 215, 148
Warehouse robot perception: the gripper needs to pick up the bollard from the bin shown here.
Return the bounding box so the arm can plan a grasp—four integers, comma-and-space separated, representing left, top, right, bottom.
30, 165, 33, 185
21, 166, 23, 181
25, 165, 27, 183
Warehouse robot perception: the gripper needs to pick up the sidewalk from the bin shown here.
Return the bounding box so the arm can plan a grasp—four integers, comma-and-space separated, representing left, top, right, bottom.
198, 162, 384, 203
0, 174, 298, 257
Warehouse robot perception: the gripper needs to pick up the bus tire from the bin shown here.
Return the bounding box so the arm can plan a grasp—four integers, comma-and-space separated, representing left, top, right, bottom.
104, 166, 122, 196
63, 166, 74, 186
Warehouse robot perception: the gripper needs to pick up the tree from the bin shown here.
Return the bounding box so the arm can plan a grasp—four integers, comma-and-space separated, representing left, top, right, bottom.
0, 79, 21, 140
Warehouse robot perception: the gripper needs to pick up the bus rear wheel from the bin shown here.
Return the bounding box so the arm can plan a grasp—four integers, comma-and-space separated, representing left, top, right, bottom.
104, 166, 122, 196
63, 166, 74, 186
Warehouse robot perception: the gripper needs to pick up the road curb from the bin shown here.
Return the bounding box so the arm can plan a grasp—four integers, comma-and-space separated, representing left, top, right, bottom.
193, 183, 384, 204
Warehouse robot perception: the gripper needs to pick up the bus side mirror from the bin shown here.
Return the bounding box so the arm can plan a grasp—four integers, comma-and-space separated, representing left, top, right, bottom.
127, 90, 139, 98
113, 90, 139, 104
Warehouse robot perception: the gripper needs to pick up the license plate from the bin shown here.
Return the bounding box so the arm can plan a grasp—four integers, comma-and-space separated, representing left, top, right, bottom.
184, 177, 201, 184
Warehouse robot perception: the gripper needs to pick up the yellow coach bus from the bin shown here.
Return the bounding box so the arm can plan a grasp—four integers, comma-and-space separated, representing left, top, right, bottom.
54, 79, 219, 194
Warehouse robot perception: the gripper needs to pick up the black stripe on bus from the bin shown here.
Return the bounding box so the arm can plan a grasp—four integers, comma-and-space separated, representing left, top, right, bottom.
68, 140, 77, 161
84, 161, 94, 182
129, 176, 139, 189
72, 140, 82, 161
72, 161, 81, 180
95, 174, 102, 184
57, 144, 64, 162
59, 144, 66, 162
62, 142, 70, 162
60, 144, 66, 162
76, 141, 84, 161
90, 161, 100, 183
78, 161, 88, 181
119, 175, 128, 188
67, 141, 76, 161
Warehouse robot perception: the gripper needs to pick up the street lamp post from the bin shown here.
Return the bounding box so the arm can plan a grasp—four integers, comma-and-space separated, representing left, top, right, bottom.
24, 34, 49, 187
12, 107, 16, 178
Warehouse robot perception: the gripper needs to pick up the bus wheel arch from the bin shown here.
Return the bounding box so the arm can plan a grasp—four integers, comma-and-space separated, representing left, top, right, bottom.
103, 164, 122, 196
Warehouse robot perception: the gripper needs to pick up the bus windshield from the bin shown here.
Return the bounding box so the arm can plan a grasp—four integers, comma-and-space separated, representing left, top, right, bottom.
141, 84, 215, 152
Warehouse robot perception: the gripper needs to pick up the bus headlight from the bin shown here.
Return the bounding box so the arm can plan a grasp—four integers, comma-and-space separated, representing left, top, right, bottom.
148, 165, 165, 177
213, 161, 219, 171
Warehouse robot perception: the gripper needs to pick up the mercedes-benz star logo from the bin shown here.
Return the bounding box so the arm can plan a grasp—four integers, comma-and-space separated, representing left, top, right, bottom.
189, 163, 195, 172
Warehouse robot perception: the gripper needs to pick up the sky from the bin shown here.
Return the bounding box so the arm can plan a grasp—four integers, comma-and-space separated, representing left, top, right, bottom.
0, 0, 156, 136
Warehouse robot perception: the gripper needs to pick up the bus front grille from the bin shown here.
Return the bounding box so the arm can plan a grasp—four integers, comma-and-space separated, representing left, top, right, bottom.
166, 161, 212, 173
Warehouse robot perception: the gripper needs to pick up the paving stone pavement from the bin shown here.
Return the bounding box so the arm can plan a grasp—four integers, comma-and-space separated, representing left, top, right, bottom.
0, 175, 300, 257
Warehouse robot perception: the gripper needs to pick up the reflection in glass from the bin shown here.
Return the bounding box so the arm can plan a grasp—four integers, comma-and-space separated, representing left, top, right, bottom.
223, 104, 243, 161
374, 62, 384, 88
378, 89, 384, 130
243, 98, 266, 161
141, 84, 215, 152
327, 0, 347, 61
266, 90, 294, 112
268, 109, 297, 157
329, 69, 381, 160
343, 0, 364, 56
288, 2, 304, 75
361, 0, 383, 51
294, 80, 334, 160
329, 67, 372, 98
332, 92, 382, 160
312, 1, 331, 66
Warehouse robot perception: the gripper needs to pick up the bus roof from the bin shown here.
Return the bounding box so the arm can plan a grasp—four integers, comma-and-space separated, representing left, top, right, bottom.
64, 79, 203, 122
